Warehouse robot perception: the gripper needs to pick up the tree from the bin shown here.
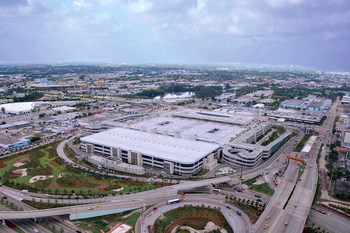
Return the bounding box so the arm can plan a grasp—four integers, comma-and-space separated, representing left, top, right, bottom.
30, 136, 41, 142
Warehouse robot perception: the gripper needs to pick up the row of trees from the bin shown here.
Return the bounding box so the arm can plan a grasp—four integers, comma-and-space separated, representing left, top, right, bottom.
130, 84, 223, 99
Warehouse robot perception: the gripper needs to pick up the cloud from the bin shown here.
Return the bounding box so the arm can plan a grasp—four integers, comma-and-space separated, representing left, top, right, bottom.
0, 0, 27, 7
265, 0, 303, 8
227, 25, 242, 35
0, 0, 349, 70
73, 0, 92, 10
127, 0, 154, 14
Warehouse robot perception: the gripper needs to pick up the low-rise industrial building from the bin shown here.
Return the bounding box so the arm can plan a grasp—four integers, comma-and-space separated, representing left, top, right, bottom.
343, 132, 350, 149
0, 102, 37, 115
0, 135, 31, 150
279, 99, 305, 109
80, 127, 220, 175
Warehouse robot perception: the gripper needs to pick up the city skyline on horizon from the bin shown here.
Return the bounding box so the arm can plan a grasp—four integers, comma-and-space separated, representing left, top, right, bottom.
1, 0, 350, 72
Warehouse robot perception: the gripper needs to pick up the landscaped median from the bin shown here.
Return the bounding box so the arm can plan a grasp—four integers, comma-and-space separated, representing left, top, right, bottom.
154, 205, 233, 233
243, 176, 275, 196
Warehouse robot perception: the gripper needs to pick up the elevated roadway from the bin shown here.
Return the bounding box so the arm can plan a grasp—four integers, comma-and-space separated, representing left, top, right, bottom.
135, 197, 252, 233
253, 98, 339, 233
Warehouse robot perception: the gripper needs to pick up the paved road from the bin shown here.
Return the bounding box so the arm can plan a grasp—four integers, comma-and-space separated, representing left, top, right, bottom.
253, 98, 339, 233
0, 205, 51, 233
0, 190, 86, 233
307, 204, 350, 233
135, 197, 252, 233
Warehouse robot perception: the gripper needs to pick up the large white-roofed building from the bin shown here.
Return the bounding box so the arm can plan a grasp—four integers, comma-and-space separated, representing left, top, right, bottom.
0, 102, 36, 115
80, 127, 220, 175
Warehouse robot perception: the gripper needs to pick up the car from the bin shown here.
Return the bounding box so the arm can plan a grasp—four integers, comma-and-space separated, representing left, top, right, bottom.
285, 221, 288, 226
2, 196, 7, 199
257, 199, 262, 202
265, 215, 270, 220
153, 207, 158, 210
226, 206, 231, 209
88, 207, 94, 210
76, 231, 82, 233
33, 229, 39, 233
236, 210, 242, 216
254, 194, 261, 198
264, 224, 269, 229
294, 204, 298, 207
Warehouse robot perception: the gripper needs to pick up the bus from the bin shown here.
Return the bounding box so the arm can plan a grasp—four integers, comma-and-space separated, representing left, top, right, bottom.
167, 198, 180, 205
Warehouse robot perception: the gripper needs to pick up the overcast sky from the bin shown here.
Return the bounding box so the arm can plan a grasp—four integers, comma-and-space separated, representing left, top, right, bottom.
1, 0, 350, 71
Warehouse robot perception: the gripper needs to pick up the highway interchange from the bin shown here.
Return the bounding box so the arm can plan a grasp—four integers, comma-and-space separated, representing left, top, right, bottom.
1, 99, 350, 232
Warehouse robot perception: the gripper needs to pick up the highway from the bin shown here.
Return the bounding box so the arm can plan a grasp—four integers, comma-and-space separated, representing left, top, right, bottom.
0, 191, 86, 233
135, 197, 252, 233
0, 205, 51, 233
307, 204, 350, 233
253, 97, 339, 233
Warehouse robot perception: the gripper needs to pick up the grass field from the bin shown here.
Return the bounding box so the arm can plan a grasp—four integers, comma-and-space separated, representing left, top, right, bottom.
243, 177, 258, 186
74, 210, 135, 233
0, 143, 157, 195
252, 183, 275, 196
124, 212, 140, 228
154, 206, 233, 233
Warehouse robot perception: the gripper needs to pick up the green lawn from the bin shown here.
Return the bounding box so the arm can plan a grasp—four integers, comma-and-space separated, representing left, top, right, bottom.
243, 177, 258, 186
252, 183, 275, 196
124, 212, 140, 228
0, 143, 157, 195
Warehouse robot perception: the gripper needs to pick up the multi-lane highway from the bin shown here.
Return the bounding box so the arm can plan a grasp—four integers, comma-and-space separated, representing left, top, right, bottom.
253, 97, 339, 233
307, 204, 350, 233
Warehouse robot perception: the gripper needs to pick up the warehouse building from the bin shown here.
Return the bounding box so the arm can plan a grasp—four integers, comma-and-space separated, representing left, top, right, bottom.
80, 127, 220, 175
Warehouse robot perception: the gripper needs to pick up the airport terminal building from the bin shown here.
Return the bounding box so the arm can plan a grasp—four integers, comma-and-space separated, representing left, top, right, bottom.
80, 127, 220, 175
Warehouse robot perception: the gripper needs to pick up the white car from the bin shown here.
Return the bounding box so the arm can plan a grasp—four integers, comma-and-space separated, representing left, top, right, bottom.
33, 229, 39, 233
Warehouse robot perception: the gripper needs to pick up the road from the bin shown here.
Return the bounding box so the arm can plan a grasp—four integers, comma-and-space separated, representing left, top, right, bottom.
253, 98, 339, 233
307, 204, 350, 233
135, 197, 252, 233
0, 191, 86, 233
0, 205, 51, 233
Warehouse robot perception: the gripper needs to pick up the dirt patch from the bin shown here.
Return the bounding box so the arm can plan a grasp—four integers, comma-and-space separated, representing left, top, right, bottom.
0, 162, 7, 168
33, 178, 52, 188
52, 182, 61, 188
8, 172, 23, 179
49, 160, 60, 168
95, 184, 108, 190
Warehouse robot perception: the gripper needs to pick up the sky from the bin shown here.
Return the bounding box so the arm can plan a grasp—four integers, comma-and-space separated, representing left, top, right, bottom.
0, 0, 350, 71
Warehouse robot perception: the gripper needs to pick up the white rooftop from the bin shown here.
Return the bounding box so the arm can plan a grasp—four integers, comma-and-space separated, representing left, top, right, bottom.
81, 127, 220, 164
129, 115, 246, 144
0, 102, 36, 113
344, 132, 350, 144
109, 223, 132, 233
302, 135, 317, 153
